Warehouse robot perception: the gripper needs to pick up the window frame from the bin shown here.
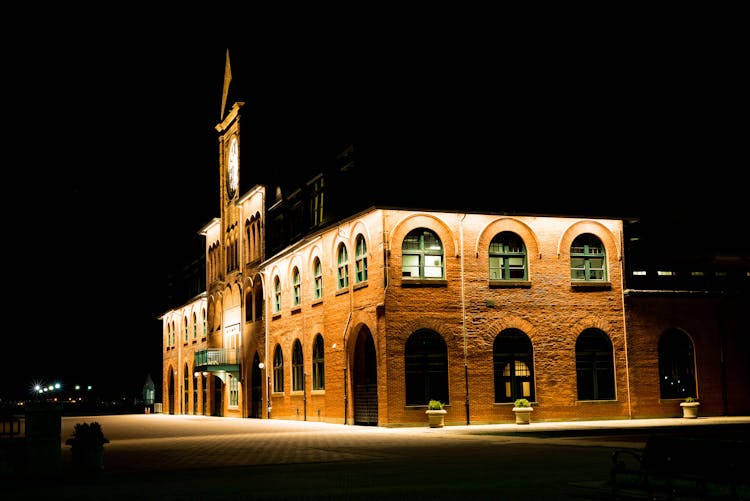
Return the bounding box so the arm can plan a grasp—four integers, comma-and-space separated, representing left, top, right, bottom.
355, 234, 368, 284
489, 232, 528, 281
337, 243, 349, 290
570, 234, 607, 282
402, 228, 445, 280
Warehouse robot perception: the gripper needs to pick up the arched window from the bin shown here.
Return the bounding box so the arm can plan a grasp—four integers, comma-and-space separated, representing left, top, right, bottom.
292, 267, 301, 306
493, 329, 534, 402
312, 334, 325, 390
658, 329, 697, 399
404, 330, 449, 405
402, 228, 444, 279
273, 275, 281, 313
273, 345, 284, 393
313, 257, 323, 300
355, 234, 368, 283
202, 309, 206, 337
489, 232, 527, 280
292, 339, 304, 391
183, 316, 189, 343
254, 281, 264, 320
571, 233, 606, 281
192, 313, 197, 339
576, 328, 615, 400
337, 243, 349, 290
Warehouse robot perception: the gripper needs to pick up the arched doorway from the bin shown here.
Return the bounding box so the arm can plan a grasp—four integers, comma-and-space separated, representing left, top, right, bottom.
212, 375, 224, 416
352, 327, 378, 425
251, 353, 262, 418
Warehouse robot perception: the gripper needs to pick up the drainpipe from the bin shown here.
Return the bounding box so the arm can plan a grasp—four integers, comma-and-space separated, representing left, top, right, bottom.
262, 269, 271, 419
619, 226, 633, 419
459, 214, 469, 425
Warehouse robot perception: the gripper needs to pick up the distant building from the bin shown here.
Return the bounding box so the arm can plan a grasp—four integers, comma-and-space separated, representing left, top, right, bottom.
159, 55, 749, 425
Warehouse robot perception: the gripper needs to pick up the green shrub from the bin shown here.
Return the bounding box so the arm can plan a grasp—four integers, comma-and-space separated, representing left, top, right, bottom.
514, 398, 531, 408
427, 399, 445, 410
684, 396, 697, 403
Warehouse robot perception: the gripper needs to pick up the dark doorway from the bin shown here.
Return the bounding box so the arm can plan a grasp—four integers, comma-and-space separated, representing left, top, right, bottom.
212, 375, 224, 416
251, 353, 263, 418
168, 373, 175, 415
353, 329, 378, 425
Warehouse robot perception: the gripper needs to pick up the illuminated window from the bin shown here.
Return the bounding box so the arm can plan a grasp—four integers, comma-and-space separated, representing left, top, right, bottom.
313, 258, 323, 299
570, 234, 606, 281
657, 270, 675, 276
292, 267, 301, 306
633, 270, 647, 276
493, 329, 534, 403
273, 276, 281, 313
402, 228, 444, 279
337, 244, 349, 290
355, 234, 368, 283
489, 232, 527, 280
229, 375, 238, 407
310, 176, 325, 226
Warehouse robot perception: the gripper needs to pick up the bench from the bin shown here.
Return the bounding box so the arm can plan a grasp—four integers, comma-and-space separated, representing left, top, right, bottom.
610, 434, 749, 500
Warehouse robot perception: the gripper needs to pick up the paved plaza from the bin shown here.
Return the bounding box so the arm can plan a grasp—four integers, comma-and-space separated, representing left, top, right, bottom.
4, 413, 750, 500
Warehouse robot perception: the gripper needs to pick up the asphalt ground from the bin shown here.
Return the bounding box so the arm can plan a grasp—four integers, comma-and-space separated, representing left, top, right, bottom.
3, 414, 750, 500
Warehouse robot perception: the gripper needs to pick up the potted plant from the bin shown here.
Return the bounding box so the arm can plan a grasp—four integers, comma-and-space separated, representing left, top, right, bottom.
512, 398, 533, 424
679, 396, 700, 419
65, 421, 110, 476
425, 400, 447, 428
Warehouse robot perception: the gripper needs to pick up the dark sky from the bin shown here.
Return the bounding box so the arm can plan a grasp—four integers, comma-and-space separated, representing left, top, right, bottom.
2, 21, 747, 401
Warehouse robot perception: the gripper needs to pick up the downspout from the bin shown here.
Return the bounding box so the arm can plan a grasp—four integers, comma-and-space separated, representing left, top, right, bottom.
619, 225, 633, 419
341, 226, 354, 425
263, 269, 271, 419
459, 214, 469, 425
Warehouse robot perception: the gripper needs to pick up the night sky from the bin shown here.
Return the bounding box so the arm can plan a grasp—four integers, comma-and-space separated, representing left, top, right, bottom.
3, 20, 747, 402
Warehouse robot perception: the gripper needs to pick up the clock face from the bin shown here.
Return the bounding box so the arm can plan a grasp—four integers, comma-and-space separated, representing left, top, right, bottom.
227, 136, 238, 198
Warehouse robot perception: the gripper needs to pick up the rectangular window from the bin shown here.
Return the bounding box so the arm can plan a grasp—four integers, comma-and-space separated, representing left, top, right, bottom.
402, 255, 420, 277
229, 376, 238, 407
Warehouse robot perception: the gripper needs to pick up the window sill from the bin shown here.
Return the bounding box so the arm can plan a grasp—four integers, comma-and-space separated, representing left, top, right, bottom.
290, 390, 304, 396
571, 281, 611, 291
311, 389, 325, 395
272, 312, 282, 320
311, 298, 323, 307
489, 280, 531, 289
353, 281, 368, 291
335, 288, 349, 296
401, 279, 448, 288
291, 306, 301, 315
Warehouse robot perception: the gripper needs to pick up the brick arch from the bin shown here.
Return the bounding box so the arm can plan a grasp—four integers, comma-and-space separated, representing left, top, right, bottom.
397, 318, 458, 348
475, 217, 541, 260
557, 220, 622, 261
389, 213, 458, 258
484, 316, 537, 342
571, 316, 615, 338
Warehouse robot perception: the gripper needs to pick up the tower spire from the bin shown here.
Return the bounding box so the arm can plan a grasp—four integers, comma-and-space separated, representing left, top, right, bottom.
220, 48, 232, 120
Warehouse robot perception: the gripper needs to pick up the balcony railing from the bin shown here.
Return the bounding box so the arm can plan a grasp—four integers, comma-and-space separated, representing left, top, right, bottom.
194, 348, 240, 372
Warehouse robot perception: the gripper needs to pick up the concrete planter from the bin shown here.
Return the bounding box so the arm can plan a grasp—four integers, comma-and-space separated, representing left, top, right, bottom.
512, 407, 533, 424
680, 402, 700, 419
425, 409, 447, 428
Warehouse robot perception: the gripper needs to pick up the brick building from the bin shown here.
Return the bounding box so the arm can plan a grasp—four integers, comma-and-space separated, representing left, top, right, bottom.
160, 61, 749, 426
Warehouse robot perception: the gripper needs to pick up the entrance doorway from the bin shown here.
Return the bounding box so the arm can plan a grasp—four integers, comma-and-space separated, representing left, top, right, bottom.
352, 328, 378, 425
